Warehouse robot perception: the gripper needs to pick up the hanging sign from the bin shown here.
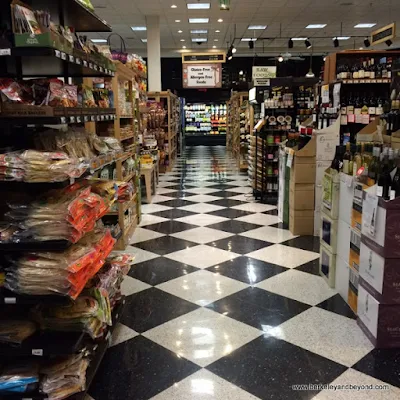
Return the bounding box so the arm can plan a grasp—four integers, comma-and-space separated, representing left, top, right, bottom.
371, 23, 396, 46
252, 66, 276, 86
182, 52, 226, 64
183, 63, 222, 88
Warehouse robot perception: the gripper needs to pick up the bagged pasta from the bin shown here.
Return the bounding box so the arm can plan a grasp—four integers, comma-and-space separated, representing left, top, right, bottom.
0, 363, 39, 394
0, 320, 37, 344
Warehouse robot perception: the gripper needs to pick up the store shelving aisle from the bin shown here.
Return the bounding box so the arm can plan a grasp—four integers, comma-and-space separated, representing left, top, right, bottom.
89, 146, 400, 400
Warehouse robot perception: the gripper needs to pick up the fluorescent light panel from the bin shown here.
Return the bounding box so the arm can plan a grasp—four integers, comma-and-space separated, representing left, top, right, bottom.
91, 39, 107, 43
306, 24, 327, 28
248, 25, 266, 30
354, 23, 376, 28
141, 38, 147, 42
241, 38, 257, 41
187, 3, 210, 9
131, 26, 146, 31
334, 36, 350, 40
189, 18, 209, 23
191, 29, 208, 34
291, 37, 307, 40
192, 38, 207, 42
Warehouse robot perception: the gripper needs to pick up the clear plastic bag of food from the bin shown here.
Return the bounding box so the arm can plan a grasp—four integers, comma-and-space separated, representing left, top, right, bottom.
0, 320, 37, 344
0, 362, 39, 394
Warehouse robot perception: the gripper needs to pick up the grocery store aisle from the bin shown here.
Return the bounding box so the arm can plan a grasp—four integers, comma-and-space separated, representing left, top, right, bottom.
88, 146, 400, 400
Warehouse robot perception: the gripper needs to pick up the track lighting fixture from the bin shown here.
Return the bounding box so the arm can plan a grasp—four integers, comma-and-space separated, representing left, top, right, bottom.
231, 45, 237, 54
278, 55, 284, 63
305, 39, 312, 49
386, 39, 393, 47
364, 37, 371, 47
249, 40, 254, 49
333, 37, 339, 48
288, 38, 293, 49
227, 46, 233, 60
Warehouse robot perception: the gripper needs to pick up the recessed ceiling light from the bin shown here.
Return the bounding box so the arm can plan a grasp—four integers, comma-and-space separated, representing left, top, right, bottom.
131, 26, 147, 31
359, 47, 363, 50
334, 36, 350, 40
171, 4, 177, 8
215, 30, 220, 33
141, 38, 147, 43
214, 39, 218, 41
191, 29, 208, 34
178, 30, 183, 33
248, 25, 267, 30
241, 38, 257, 41
213, 45, 217, 48
189, 18, 209, 23
306, 24, 327, 29
175, 19, 181, 22
187, 3, 210, 9
218, 18, 223, 22
192, 38, 207, 42
91, 39, 107, 43
354, 23, 376, 28
291, 37, 307, 41
180, 39, 185, 42
182, 46, 187, 49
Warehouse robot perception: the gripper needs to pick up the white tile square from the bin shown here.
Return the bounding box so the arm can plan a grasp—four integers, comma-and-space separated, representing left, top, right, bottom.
313, 369, 400, 400
175, 214, 230, 227
139, 214, 170, 226
126, 247, 160, 264
229, 194, 256, 202
156, 187, 178, 195
150, 194, 175, 203
151, 369, 261, 400
121, 275, 151, 296
141, 203, 172, 214
165, 244, 240, 269
171, 227, 234, 244
143, 308, 260, 367
184, 194, 223, 203
110, 323, 138, 347
231, 203, 277, 213
235, 213, 280, 226
185, 187, 220, 195
159, 175, 180, 182
157, 270, 248, 306
256, 269, 336, 306
129, 227, 165, 244
247, 244, 318, 267
158, 181, 178, 187
225, 186, 253, 194
269, 308, 373, 367
179, 203, 226, 214
241, 227, 298, 244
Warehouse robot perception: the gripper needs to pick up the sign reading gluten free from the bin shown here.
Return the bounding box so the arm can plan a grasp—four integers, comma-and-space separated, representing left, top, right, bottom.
182, 63, 222, 88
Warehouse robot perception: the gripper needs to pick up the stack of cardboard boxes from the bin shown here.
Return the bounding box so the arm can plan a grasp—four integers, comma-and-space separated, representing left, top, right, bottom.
357, 186, 400, 348
288, 137, 316, 235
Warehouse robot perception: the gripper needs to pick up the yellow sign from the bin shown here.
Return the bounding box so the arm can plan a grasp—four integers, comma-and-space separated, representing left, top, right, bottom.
371, 23, 396, 46
181, 53, 226, 64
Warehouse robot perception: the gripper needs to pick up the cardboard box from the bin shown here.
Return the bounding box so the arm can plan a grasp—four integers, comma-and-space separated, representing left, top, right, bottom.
291, 160, 316, 184
337, 219, 352, 265
289, 209, 314, 235
359, 240, 400, 304
314, 209, 321, 237
357, 284, 400, 348
293, 135, 316, 163
14, 31, 73, 54
351, 182, 364, 232
316, 161, 331, 186
289, 183, 315, 210
320, 241, 336, 288
348, 265, 359, 314
349, 228, 361, 273
361, 186, 400, 258
321, 212, 338, 254
315, 119, 340, 161
336, 255, 351, 306
339, 173, 355, 225
315, 184, 323, 212
322, 168, 340, 219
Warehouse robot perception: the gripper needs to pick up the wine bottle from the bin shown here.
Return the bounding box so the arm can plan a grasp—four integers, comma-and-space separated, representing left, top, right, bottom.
377, 154, 392, 200
353, 145, 362, 176
354, 94, 362, 115
369, 58, 375, 79
343, 142, 353, 175
331, 145, 343, 171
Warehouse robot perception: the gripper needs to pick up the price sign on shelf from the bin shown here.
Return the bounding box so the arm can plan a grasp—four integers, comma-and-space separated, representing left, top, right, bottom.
0, 48, 11, 56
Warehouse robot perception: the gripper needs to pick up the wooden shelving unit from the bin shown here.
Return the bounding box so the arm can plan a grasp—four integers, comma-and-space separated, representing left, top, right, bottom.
147, 90, 180, 172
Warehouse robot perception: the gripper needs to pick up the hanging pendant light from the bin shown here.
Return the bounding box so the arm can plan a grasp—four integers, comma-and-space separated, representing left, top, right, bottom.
306, 49, 315, 78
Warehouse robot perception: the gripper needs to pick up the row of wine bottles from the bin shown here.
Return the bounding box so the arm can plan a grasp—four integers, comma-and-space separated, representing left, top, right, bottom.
336, 57, 393, 80
331, 143, 400, 200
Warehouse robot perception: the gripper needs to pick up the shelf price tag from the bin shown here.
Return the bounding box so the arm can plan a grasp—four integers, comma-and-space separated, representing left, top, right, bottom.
69, 55, 74, 63
84, 116, 89, 122
32, 349, 43, 356
0, 48, 11, 56
69, 116, 76, 123
55, 50, 61, 58
94, 64, 98, 71
61, 52, 67, 60
99, 66, 103, 72
91, 116, 95, 122
89, 62, 94, 69
76, 58, 81, 65
83, 60, 88, 67
60, 117, 67, 124
4, 297, 16, 304
100, 115, 105, 121
76, 116, 82, 123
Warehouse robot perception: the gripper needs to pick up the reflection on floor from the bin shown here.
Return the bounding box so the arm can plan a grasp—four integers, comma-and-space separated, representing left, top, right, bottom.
88, 146, 400, 400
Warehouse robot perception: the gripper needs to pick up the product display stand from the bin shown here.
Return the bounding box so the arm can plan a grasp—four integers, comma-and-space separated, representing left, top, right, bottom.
147, 90, 180, 172
0, 1, 139, 398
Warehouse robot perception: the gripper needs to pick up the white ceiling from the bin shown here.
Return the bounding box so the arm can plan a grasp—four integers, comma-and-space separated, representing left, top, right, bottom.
90, 0, 400, 57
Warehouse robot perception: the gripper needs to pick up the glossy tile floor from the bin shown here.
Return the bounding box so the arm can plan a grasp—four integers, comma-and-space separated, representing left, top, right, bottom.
88, 146, 400, 400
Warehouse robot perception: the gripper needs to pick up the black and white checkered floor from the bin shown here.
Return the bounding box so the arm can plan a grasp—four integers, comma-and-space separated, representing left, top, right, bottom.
88, 146, 400, 400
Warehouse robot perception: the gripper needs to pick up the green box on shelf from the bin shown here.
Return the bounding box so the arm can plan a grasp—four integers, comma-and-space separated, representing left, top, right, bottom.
14, 32, 73, 54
